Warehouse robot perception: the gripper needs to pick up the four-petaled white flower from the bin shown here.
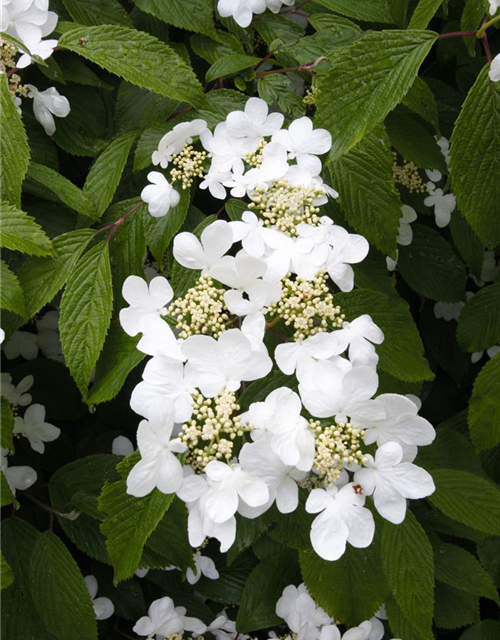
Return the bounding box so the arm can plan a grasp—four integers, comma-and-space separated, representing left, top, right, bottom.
141, 171, 181, 218
27, 85, 70, 136
326, 226, 369, 292
276, 584, 332, 640
186, 550, 220, 585
174, 220, 234, 273
329, 315, 384, 368
85, 575, 114, 621
0, 448, 37, 495
229, 210, 268, 257
120, 275, 173, 337
0, 373, 34, 407
3, 330, 38, 360
275, 332, 344, 378
133, 596, 185, 638
225, 97, 284, 149
152, 119, 207, 168
306, 483, 375, 561
272, 117, 332, 176
217, 0, 267, 28
13, 404, 60, 454
354, 442, 435, 524
424, 183, 456, 228
396, 205, 417, 246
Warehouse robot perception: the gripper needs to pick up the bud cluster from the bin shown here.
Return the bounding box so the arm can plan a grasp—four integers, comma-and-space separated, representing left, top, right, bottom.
310, 419, 366, 486
392, 152, 426, 193
243, 138, 267, 167
170, 144, 207, 190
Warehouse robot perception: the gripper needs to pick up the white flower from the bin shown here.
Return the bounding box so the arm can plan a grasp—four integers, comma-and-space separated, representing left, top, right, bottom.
0, 374, 33, 407
433, 300, 464, 322
111, 435, 134, 457
27, 85, 70, 136
152, 119, 207, 168
200, 166, 231, 200
326, 226, 369, 292
13, 404, 60, 454
173, 220, 234, 273
36, 310, 62, 360
119, 275, 173, 337
134, 597, 185, 638
217, 0, 267, 27
272, 117, 332, 175
229, 210, 267, 257
182, 329, 272, 397
275, 332, 344, 378
16, 35, 58, 69
424, 183, 456, 228
1, 0, 57, 44
397, 205, 417, 246
266, 0, 295, 12
131, 359, 195, 423
3, 330, 38, 360
0, 328, 4, 344
306, 483, 375, 561
299, 362, 384, 426
135, 315, 184, 361
244, 141, 290, 186
203, 612, 238, 640
203, 460, 269, 523
84, 576, 114, 621
186, 551, 219, 585
141, 171, 181, 218
241, 387, 315, 471
490, 53, 500, 82
489, 0, 500, 16
263, 229, 326, 281
471, 344, 500, 363
354, 442, 435, 524
0, 448, 37, 495
239, 439, 306, 514
473, 250, 499, 287
276, 584, 332, 640
126, 403, 187, 498
225, 97, 284, 149
201, 122, 253, 171
364, 393, 435, 462
329, 315, 384, 368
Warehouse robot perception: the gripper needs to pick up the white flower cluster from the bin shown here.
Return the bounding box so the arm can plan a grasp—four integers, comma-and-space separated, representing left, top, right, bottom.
1, 0, 70, 134
120, 96, 436, 562
217, 0, 296, 28
3, 310, 63, 362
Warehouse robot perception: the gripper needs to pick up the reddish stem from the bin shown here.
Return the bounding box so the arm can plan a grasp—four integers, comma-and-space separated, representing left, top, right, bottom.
266, 326, 290, 342
437, 30, 477, 39
256, 64, 314, 77
96, 201, 144, 241
254, 50, 275, 71
6, 67, 18, 77
281, 0, 311, 14
482, 31, 493, 63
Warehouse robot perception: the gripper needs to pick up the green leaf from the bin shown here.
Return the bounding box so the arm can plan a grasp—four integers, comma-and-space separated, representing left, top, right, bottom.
312, 0, 394, 23
87, 317, 145, 405
131, 0, 218, 39
385, 109, 447, 172
16, 229, 95, 319
0, 552, 13, 590
408, 0, 444, 29
477, 537, 500, 586
195, 89, 250, 128
457, 284, 500, 353
225, 198, 247, 221
238, 369, 297, 411
143, 499, 193, 572
117, 82, 178, 131
206, 54, 261, 83
428, 469, 500, 535
0, 397, 14, 450
461, 0, 486, 56
334, 289, 434, 382
83, 131, 138, 218
0, 261, 26, 317
0, 74, 30, 208
198, 553, 254, 605
300, 544, 389, 627
26, 163, 97, 219
316, 30, 437, 160
416, 428, 487, 478
60, 241, 113, 396
191, 33, 244, 64
449, 66, 500, 248
433, 541, 499, 604
236, 551, 301, 633
468, 355, 500, 452
0, 473, 15, 507
460, 621, 500, 640
386, 596, 425, 640
328, 128, 401, 256
61, 0, 132, 26
99, 453, 175, 583
144, 186, 191, 263
58, 25, 205, 108
402, 76, 440, 133
434, 582, 480, 630
0, 202, 54, 256
381, 512, 434, 640
387, 0, 411, 27
30, 531, 98, 640
398, 224, 466, 303
449, 211, 484, 277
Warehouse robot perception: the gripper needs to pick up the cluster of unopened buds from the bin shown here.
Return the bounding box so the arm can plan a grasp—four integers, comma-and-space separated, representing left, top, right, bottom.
118, 96, 437, 565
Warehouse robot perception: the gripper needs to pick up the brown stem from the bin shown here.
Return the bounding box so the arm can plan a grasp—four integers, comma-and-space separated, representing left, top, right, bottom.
215, 204, 226, 217
267, 325, 290, 342
256, 64, 314, 77
482, 31, 493, 63
437, 30, 477, 39
281, 0, 311, 14
6, 67, 18, 77
254, 50, 275, 71
96, 201, 144, 241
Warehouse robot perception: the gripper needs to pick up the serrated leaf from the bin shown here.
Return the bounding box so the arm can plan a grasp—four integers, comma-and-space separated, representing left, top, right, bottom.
191, 33, 244, 65
402, 76, 440, 133
398, 224, 466, 303
26, 163, 97, 219
416, 428, 487, 478
61, 0, 132, 26
60, 241, 113, 396
461, 0, 485, 56
0, 260, 26, 317
428, 469, 500, 535
328, 128, 401, 256
449, 211, 484, 277
408, 0, 444, 29
312, 0, 394, 22
381, 512, 434, 640
334, 289, 434, 382
386, 595, 425, 640
29, 531, 98, 640
300, 544, 389, 627
0, 397, 14, 450
468, 355, 500, 452
117, 82, 178, 131
434, 582, 480, 630
206, 54, 261, 83
195, 89, 249, 128
143, 499, 193, 572
144, 186, 190, 263
316, 30, 437, 160
225, 198, 247, 221
457, 284, 500, 353
58, 25, 205, 108
450, 65, 500, 248
0, 74, 30, 208
99, 453, 174, 583
0, 551, 13, 590
237, 551, 301, 633
0, 473, 15, 507
198, 552, 254, 605
433, 541, 499, 603
0, 202, 54, 256
460, 621, 500, 640
83, 131, 138, 218
132, 0, 218, 39
16, 229, 95, 319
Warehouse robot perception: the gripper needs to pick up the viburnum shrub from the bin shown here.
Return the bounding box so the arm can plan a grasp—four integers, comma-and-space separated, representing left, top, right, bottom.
1, 1, 500, 639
